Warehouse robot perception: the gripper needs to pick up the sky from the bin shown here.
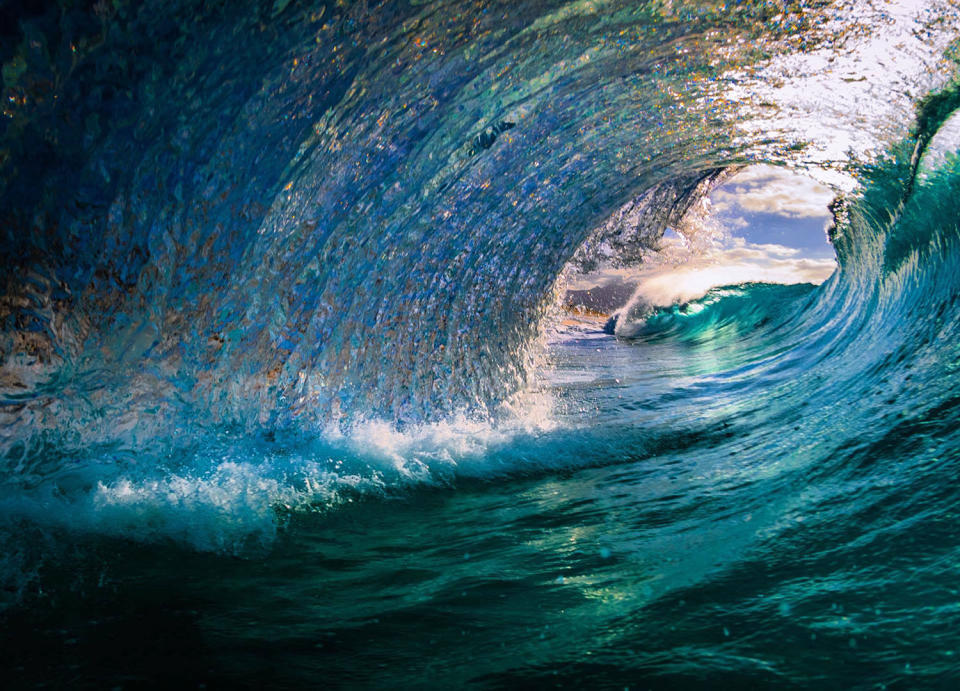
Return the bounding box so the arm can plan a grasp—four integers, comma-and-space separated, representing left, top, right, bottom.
708, 165, 837, 259
565, 165, 839, 311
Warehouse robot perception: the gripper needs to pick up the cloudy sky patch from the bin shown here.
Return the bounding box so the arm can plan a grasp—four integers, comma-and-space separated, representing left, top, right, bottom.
710, 164, 836, 219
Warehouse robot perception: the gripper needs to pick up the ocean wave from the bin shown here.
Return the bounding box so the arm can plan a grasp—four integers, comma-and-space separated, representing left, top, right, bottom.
2, 4, 960, 684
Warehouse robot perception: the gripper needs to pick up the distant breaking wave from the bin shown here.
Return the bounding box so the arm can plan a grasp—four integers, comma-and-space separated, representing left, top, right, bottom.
603, 282, 818, 342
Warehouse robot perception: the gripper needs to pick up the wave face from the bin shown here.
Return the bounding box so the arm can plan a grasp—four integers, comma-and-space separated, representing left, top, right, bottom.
606, 282, 818, 342
3, 0, 960, 687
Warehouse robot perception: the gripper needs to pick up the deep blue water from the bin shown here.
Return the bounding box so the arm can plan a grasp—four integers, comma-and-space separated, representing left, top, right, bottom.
3, 0, 960, 688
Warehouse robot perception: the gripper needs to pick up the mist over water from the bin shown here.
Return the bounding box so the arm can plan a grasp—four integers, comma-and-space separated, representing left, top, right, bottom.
3, 0, 960, 687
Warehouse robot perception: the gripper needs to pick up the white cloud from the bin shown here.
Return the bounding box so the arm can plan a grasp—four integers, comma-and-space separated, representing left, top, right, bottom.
710, 164, 835, 219
725, 215, 750, 229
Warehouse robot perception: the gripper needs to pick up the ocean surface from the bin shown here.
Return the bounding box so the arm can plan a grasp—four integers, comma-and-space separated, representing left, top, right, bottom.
3, 0, 960, 688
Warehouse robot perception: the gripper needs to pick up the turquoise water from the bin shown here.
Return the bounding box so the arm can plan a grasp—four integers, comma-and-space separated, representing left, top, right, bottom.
3, 0, 960, 687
